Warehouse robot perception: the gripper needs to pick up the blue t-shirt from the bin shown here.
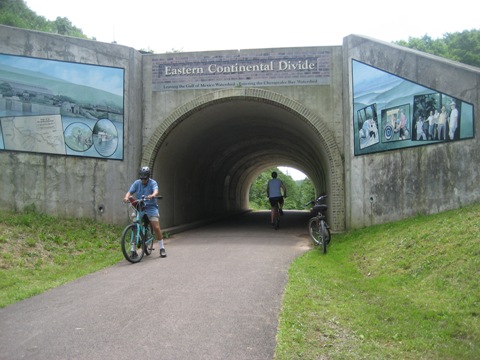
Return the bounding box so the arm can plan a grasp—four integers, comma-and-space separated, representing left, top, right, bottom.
128, 179, 159, 217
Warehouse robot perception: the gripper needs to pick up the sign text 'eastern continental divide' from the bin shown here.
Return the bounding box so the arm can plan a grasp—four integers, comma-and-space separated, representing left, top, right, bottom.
152, 49, 331, 91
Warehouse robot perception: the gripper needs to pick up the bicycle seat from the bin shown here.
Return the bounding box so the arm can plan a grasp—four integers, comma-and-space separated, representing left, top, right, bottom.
311, 204, 327, 215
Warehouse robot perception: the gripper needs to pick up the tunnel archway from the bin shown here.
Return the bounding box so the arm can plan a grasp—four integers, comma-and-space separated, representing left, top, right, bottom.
142, 88, 345, 231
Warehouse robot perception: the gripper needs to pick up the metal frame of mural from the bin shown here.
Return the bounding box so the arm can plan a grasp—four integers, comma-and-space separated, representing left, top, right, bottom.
352, 60, 475, 156
0, 54, 124, 160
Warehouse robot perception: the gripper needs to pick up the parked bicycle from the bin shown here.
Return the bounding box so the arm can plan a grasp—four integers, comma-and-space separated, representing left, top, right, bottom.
305, 194, 331, 253
121, 195, 161, 263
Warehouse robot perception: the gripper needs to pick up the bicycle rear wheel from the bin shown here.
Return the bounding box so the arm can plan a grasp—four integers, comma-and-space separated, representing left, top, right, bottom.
308, 217, 321, 246
144, 222, 154, 256
274, 207, 280, 230
121, 224, 144, 263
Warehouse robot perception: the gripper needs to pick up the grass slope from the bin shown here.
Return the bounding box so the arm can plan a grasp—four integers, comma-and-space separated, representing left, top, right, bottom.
275, 202, 480, 360
0, 206, 123, 307
1, 203, 478, 359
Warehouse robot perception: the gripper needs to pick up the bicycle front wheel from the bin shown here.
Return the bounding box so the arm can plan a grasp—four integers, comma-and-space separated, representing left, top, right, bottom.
320, 220, 328, 254
144, 222, 154, 256
308, 217, 321, 246
121, 224, 144, 263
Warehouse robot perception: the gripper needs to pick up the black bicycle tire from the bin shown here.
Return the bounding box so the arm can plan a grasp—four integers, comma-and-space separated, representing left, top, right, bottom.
321, 220, 328, 254
326, 227, 331, 245
308, 217, 321, 246
275, 207, 280, 230
121, 224, 144, 263
144, 222, 154, 255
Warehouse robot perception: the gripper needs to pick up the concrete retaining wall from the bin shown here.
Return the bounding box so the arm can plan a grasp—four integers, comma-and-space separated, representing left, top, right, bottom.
343, 35, 480, 228
0, 26, 478, 231
0, 25, 143, 225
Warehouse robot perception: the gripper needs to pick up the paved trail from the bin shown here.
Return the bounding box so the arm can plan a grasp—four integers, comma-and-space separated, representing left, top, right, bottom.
0, 211, 311, 360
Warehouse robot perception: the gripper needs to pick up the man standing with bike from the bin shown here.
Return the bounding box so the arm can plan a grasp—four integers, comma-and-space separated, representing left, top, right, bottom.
266, 171, 287, 226
124, 167, 166, 258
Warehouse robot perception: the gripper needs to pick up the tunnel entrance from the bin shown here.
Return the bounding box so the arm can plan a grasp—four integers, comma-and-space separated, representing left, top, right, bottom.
142, 88, 345, 232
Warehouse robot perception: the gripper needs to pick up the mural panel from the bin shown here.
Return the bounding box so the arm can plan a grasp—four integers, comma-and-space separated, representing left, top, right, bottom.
352, 60, 474, 156
0, 54, 124, 159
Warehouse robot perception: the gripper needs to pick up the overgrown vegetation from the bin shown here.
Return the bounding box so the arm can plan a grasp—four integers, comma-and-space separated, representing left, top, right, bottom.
275, 202, 480, 359
0, 205, 123, 307
395, 30, 480, 68
0, 0, 89, 38
249, 167, 315, 210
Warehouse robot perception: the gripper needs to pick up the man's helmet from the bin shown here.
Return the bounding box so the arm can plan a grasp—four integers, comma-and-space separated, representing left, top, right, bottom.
139, 166, 151, 179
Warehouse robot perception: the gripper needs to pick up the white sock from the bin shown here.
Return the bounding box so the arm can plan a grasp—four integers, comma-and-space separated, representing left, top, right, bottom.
158, 239, 164, 249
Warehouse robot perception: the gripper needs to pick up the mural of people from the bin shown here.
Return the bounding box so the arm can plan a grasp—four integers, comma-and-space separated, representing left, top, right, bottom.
398, 109, 409, 140
358, 104, 379, 149
360, 117, 379, 145
448, 101, 459, 140
350, 61, 474, 155
433, 109, 440, 140
416, 116, 427, 140
438, 105, 447, 140
427, 111, 435, 140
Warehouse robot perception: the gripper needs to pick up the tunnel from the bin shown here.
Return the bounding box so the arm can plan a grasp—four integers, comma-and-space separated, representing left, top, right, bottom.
143, 89, 345, 231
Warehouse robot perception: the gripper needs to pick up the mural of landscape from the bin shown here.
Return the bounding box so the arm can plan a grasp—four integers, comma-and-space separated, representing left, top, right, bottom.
352, 60, 474, 156
0, 54, 124, 159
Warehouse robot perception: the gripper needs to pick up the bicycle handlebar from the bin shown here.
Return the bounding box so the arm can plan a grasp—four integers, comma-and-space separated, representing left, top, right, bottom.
304, 194, 327, 207
124, 195, 163, 204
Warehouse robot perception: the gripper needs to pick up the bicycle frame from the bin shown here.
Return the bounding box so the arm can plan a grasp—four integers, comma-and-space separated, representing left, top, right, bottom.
273, 204, 280, 230
271, 197, 284, 230
121, 196, 154, 263
130, 202, 151, 242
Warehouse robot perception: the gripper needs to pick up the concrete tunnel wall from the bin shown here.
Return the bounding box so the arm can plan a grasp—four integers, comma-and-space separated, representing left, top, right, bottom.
1, 26, 478, 233
141, 48, 346, 231
343, 35, 480, 229
0, 28, 346, 231
141, 88, 345, 231
0, 25, 143, 225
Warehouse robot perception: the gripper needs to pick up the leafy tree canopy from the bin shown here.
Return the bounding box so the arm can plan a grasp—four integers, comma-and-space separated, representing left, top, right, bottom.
249, 168, 316, 210
394, 29, 480, 68
0, 0, 88, 39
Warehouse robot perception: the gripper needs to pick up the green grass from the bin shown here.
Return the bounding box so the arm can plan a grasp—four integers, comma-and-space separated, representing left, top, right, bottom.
275, 202, 480, 359
1, 203, 479, 359
0, 206, 124, 307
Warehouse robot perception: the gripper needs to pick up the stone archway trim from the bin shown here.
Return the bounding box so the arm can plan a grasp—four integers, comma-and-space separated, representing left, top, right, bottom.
141, 88, 345, 231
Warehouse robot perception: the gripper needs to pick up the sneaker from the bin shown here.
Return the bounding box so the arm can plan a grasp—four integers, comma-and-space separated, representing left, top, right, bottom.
160, 248, 167, 258
130, 251, 138, 259
279, 209, 284, 216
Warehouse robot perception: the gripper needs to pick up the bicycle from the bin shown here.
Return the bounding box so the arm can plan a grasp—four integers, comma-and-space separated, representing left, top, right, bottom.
271, 197, 284, 230
121, 195, 161, 263
305, 194, 331, 253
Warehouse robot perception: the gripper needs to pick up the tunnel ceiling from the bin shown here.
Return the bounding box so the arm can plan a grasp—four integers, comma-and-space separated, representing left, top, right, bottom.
155, 97, 330, 221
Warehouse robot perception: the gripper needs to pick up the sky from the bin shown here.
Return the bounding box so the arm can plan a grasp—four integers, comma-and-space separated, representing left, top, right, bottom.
22, 0, 478, 180
25, 0, 478, 54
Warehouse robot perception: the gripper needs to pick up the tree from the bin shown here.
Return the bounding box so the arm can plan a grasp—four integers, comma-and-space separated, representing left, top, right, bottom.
395, 29, 480, 68
52, 16, 86, 38
0, 82, 14, 97
249, 168, 315, 210
0, 0, 88, 39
